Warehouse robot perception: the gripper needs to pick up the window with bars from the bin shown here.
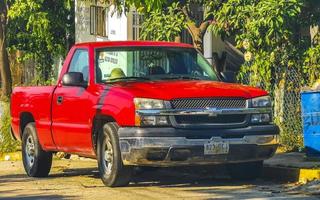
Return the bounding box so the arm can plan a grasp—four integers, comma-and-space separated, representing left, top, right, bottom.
132, 11, 146, 71
132, 11, 144, 41
90, 5, 107, 37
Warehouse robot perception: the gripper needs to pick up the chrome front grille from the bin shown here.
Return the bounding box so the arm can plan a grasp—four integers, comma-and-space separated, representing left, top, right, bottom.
170, 98, 248, 127
170, 98, 247, 109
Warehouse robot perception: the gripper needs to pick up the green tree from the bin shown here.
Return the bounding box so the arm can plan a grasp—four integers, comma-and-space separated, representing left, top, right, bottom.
140, 3, 186, 43
207, 0, 320, 150
0, 0, 74, 98
140, 1, 214, 53
0, 0, 13, 97
8, 0, 74, 82
208, 0, 320, 87
106, 0, 214, 53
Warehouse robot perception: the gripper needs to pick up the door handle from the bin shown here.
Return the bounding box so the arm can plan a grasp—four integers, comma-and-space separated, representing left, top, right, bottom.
57, 96, 63, 105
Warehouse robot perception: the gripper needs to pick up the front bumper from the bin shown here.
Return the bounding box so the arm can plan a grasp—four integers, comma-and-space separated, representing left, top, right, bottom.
119, 125, 279, 166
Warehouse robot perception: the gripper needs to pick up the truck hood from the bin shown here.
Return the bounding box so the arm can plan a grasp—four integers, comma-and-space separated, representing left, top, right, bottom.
110, 80, 268, 100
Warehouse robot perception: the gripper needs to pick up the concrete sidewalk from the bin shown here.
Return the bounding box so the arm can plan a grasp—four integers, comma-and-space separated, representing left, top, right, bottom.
263, 152, 320, 182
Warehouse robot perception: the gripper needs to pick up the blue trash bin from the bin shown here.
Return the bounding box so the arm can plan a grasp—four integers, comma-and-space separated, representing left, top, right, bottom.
301, 90, 320, 157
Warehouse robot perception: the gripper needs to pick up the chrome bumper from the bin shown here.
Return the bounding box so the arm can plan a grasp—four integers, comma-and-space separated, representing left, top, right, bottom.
120, 134, 279, 166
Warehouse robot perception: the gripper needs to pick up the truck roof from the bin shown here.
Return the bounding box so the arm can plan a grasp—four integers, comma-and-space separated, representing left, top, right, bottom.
74, 41, 194, 49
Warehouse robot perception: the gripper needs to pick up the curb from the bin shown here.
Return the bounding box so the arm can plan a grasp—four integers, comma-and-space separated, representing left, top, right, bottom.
263, 165, 320, 182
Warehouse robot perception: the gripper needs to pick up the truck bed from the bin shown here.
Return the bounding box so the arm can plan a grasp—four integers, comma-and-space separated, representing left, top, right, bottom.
11, 86, 57, 150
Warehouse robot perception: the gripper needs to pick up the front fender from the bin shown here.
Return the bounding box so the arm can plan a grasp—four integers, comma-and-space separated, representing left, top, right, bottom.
94, 88, 136, 126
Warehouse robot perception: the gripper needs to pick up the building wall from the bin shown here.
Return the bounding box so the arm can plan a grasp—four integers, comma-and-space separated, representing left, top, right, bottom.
75, 0, 97, 43
75, 0, 128, 43
107, 7, 128, 41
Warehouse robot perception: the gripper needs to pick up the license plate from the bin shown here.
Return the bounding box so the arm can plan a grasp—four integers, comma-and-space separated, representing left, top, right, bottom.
204, 141, 229, 155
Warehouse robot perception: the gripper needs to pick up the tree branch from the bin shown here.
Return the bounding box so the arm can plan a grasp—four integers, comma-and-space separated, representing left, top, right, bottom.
0, 0, 7, 49
182, 5, 191, 22
182, 6, 197, 38
199, 20, 210, 35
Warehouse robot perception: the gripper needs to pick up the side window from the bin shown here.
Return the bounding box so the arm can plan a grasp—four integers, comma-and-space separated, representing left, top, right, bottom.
68, 49, 89, 82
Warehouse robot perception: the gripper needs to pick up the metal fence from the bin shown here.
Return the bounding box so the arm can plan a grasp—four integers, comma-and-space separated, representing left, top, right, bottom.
242, 67, 304, 150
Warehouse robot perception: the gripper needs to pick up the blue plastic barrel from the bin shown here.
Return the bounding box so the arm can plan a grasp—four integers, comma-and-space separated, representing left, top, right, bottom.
301, 91, 320, 157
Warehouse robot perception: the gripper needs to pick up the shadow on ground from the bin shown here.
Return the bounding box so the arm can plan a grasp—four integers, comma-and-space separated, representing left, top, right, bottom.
27, 165, 274, 188
0, 193, 75, 200
0, 163, 315, 199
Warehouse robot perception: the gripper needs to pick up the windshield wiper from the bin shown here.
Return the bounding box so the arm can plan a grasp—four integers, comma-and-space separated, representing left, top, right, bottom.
105, 76, 150, 83
158, 75, 202, 80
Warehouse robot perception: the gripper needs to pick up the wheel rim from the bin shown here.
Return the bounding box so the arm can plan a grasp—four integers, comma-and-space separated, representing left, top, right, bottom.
25, 135, 35, 167
103, 136, 113, 176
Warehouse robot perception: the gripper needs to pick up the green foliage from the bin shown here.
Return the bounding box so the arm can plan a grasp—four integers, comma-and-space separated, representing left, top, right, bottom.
140, 3, 186, 41
104, 0, 166, 13
210, 0, 305, 88
0, 101, 19, 153
110, 0, 214, 45
207, 0, 320, 151
30, 74, 57, 86
278, 119, 304, 152
238, 51, 272, 90
208, 0, 319, 89
280, 132, 303, 152
303, 42, 320, 86
125, 0, 166, 12
211, 0, 302, 47
7, 0, 74, 81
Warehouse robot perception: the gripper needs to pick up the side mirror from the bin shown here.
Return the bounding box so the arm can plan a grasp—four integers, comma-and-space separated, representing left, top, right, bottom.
62, 72, 87, 87
220, 71, 237, 83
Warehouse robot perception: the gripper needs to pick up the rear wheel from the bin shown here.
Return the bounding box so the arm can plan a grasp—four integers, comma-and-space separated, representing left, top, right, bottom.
97, 122, 133, 187
227, 161, 263, 180
22, 122, 52, 177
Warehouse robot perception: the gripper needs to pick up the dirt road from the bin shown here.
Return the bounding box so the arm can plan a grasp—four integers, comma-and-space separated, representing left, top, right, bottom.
0, 159, 318, 199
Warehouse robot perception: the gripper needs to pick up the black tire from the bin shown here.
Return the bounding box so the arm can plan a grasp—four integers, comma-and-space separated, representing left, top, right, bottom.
227, 161, 263, 180
97, 122, 133, 187
22, 122, 53, 177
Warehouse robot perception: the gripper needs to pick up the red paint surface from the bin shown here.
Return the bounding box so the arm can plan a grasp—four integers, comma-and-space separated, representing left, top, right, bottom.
11, 41, 268, 157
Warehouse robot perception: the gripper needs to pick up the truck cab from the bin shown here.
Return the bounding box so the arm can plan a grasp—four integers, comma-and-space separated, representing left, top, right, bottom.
11, 41, 279, 187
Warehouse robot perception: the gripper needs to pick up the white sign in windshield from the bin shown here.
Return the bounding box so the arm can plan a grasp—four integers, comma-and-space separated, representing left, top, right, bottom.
98, 51, 128, 81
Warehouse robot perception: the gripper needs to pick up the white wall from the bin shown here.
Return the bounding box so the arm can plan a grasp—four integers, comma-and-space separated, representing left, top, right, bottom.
107, 6, 128, 41
75, 1, 128, 43
203, 30, 227, 64
203, 30, 213, 64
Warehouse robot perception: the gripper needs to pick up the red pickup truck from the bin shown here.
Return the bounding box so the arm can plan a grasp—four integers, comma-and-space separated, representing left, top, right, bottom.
11, 41, 279, 187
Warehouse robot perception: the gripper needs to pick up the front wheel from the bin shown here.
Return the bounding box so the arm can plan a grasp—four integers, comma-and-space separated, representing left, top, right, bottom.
227, 161, 263, 180
22, 122, 52, 177
97, 122, 133, 187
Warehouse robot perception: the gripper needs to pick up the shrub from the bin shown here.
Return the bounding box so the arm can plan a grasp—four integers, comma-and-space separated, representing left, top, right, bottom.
0, 100, 19, 153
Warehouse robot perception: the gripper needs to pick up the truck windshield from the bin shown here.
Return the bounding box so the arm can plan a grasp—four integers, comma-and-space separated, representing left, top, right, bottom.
95, 47, 219, 83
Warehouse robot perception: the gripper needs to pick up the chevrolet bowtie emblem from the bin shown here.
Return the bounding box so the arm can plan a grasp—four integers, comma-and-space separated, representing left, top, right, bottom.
206, 107, 219, 117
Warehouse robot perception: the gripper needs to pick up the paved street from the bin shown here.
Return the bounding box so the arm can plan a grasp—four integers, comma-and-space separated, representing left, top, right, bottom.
0, 159, 318, 200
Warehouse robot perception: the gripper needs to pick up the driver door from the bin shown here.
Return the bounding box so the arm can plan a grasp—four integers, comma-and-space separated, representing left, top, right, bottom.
52, 48, 93, 154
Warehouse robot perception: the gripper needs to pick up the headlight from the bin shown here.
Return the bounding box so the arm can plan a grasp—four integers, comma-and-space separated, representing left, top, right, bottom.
134, 98, 165, 110
134, 98, 169, 126
251, 96, 271, 107
250, 96, 272, 124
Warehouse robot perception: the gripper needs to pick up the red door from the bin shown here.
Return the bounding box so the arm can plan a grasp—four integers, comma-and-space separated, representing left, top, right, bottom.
52, 49, 95, 154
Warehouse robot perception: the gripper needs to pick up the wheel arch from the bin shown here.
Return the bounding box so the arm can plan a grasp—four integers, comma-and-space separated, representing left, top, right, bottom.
92, 114, 117, 154
20, 112, 35, 139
